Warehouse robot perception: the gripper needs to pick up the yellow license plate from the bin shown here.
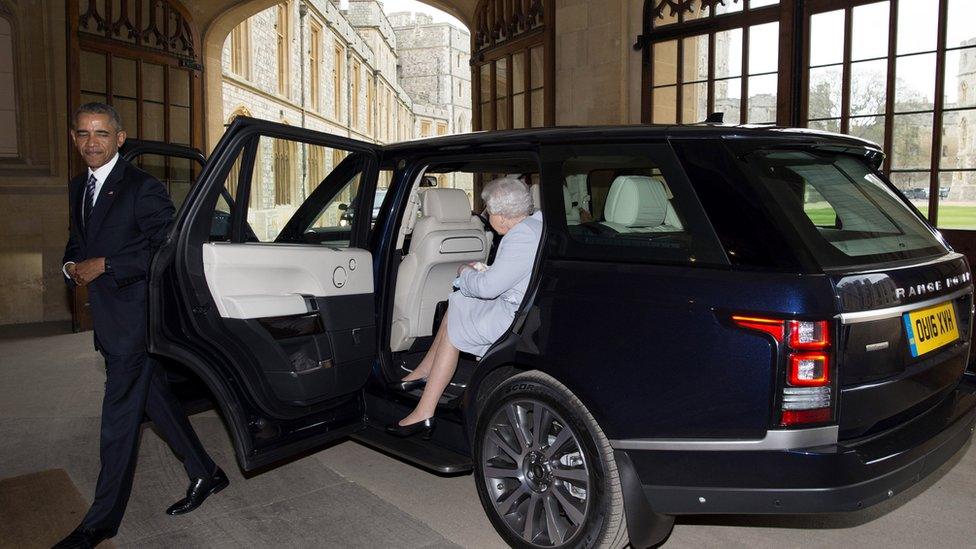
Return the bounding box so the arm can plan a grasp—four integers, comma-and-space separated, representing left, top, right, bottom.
903, 301, 959, 358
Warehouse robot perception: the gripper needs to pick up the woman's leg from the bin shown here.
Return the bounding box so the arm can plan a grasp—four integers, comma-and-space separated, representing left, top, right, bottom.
399, 312, 459, 425
401, 315, 449, 381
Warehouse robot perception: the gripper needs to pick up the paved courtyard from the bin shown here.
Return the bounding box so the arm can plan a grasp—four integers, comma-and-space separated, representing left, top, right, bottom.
1, 326, 973, 548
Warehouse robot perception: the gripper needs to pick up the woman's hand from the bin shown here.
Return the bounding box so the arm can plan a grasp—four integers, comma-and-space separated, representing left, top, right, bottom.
457, 263, 475, 276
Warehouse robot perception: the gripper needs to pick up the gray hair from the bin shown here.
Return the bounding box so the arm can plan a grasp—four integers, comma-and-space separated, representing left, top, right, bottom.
481, 176, 534, 218
73, 102, 123, 131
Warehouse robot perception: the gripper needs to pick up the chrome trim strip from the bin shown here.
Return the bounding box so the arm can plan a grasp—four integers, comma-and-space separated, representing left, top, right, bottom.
609, 426, 838, 452
836, 287, 973, 324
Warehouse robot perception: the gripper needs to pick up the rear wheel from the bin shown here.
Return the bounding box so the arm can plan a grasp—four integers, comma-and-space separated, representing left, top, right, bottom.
473, 371, 628, 548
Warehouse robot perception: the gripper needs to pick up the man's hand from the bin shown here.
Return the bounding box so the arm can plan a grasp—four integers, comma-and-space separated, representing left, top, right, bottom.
73, 257, 106, 286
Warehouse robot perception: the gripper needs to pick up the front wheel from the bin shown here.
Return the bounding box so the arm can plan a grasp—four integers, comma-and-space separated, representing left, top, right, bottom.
473, 372, 629, 548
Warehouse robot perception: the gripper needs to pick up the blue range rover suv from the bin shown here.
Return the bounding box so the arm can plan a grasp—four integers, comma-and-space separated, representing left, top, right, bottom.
145, 118, 975, 548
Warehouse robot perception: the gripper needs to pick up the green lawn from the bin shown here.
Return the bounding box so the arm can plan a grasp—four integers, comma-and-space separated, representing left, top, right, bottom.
804, 204, 976, 230
932, 206, 976, 230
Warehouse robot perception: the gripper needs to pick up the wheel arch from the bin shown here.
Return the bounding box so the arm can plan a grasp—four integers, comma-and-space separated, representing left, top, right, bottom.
151, 342, 254, 471
461, 360, 617, 457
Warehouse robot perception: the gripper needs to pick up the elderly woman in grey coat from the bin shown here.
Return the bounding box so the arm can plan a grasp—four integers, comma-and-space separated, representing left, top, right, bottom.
387, 176, 543, 437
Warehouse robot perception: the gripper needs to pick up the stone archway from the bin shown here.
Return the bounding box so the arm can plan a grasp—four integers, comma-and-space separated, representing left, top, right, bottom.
202, 0, 280, 151
199, 0, 478, 151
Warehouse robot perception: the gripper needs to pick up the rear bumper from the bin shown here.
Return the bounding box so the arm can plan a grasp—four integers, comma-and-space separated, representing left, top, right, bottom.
619, 388, 976, 515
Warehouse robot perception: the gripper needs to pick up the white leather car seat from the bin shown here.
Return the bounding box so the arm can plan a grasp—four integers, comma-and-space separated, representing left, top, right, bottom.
601, 175, 683, 233
390, 188, 489, 351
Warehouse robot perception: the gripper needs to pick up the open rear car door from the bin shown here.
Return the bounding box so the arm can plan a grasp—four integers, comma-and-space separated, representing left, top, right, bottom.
148, 117, 382, 470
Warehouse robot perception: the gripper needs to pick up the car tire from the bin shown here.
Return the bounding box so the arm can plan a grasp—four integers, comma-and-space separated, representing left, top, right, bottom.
473, 371, 629, 548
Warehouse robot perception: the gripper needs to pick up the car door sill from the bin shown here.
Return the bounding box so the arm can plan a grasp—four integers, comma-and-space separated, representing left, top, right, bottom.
351, 425, 473, 474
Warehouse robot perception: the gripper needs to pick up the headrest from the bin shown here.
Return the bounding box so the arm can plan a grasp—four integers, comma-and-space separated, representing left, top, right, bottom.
421, 188, 473, 223
604, 175, 669, 228
529, 183, 541, 210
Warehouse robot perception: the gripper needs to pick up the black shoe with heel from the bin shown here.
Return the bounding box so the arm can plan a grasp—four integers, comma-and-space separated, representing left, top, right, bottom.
385, 417, 436, 439
388, 377, 427, 392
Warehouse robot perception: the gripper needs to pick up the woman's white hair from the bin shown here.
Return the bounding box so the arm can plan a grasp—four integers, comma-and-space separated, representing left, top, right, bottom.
481, 176, 535, 218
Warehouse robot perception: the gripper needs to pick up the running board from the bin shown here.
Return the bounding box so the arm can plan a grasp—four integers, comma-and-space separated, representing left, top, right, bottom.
351, 426, 473, 474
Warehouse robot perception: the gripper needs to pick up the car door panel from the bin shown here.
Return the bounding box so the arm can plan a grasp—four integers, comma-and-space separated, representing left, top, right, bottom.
201, 242, 375, 404
149, 117, 382, 470
201, 243, 373, 318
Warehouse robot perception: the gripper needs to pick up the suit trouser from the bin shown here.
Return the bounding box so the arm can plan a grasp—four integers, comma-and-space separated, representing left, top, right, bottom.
81, 351, 216, 531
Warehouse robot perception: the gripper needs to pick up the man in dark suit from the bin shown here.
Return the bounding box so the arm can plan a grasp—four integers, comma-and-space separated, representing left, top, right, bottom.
54, 103, 227, 548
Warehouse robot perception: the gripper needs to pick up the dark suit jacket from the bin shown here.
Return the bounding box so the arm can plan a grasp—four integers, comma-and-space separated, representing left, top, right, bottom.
63, 157, 176, 356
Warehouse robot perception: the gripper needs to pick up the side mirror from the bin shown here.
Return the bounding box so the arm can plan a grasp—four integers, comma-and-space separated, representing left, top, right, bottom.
338, 203, 349, 211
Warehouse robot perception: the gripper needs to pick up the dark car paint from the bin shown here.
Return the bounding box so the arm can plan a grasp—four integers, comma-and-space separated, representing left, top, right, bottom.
148, 120, 975, 543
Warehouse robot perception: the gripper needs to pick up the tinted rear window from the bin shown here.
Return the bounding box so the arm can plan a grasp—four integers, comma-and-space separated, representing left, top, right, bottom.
743, 148, 947, 269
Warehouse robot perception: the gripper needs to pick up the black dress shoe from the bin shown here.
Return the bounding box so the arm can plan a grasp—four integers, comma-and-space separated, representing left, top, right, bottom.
165, 467, 229, 516
388, 377, 427, 392
385, 417, 436, 440
52, 525, 115, 548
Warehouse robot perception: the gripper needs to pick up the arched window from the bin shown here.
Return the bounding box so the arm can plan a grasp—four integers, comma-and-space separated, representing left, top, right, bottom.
273, 132, 295, 206
310, 19, 322, 112
229, 19, 251, 80
638, 0, 976, 230
333, 40, 345, 120
472, 0, 553, 130
641, 0, 779, 125
276, 3, 290, 97
0, 14, 17, 158
69, 0, 202, 171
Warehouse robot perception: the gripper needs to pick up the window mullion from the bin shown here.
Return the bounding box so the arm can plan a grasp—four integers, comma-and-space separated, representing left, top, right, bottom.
883, 0, 898, 174
707, 32, 715, 116
928, 0, 950, 225
741, 24, 749, 123
507, 53, 514, 128
840, 7, 853, 134
490, 59, 497, 130
677, 38, 685, 123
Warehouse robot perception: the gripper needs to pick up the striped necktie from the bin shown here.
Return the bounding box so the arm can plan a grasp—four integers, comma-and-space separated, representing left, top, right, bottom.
84, 173, 96, 230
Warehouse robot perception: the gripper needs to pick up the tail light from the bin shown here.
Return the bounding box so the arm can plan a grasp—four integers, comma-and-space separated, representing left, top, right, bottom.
733, 317, 834, 428
788, 320, 829, 349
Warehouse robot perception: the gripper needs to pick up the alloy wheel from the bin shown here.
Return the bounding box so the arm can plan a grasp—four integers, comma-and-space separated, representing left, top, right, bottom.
480, 399, 591, 547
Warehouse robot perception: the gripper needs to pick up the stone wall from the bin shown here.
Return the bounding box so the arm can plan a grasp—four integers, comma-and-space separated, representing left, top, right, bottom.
218, 0, 475, 239
0, 0, 72, 326
390, 12, 472, 137
554, 0, 636, 126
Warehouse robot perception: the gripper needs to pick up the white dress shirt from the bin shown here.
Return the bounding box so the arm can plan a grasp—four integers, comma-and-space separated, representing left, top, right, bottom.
62, 153, 121, 277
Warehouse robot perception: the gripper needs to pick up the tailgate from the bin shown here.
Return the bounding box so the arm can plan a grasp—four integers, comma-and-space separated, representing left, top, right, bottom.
832, 254, 974, 438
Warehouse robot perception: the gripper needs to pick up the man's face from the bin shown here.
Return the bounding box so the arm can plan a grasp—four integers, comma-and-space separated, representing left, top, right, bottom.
71, 113, 126, 170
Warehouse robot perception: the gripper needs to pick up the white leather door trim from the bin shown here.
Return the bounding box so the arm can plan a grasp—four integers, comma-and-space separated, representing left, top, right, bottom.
202, 243, 373, 319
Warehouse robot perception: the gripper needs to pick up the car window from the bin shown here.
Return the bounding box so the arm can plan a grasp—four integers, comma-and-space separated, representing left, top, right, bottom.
394, 164, 484, 254
136, 154, 198, 211
304, 170, 363, 241
744, 149, 947, 267
542, 144, 726, 266
803, 185, 838, 227
208, 148, 244, 242
671, 139, 809, 270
